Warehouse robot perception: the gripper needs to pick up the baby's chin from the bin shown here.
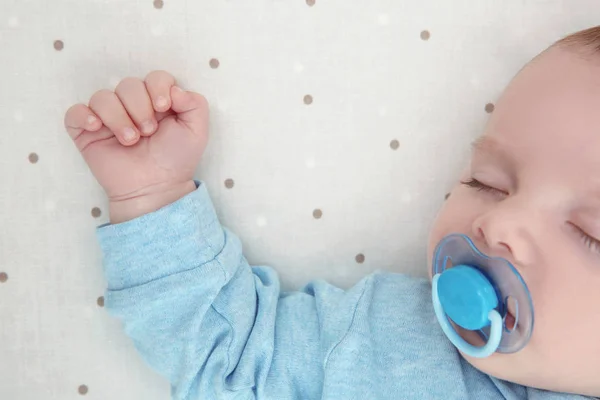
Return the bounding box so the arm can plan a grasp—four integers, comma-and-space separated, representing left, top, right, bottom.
454, 326, 530, 387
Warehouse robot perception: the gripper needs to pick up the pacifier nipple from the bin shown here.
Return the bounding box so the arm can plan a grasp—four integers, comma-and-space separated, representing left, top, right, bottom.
431, 234, 534, 358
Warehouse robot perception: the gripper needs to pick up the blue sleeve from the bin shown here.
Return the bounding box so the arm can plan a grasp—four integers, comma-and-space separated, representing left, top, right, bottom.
96, 181, 368, 400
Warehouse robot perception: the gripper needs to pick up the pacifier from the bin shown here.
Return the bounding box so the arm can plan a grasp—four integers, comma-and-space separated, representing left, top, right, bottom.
431, 233, 534, 358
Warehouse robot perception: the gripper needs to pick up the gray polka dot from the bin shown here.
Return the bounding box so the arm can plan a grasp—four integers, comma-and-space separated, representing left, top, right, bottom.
209, 58, 220, 69
97, 296, 104, 307
445, 192, 451, 200
485, 103, 495, 113
0, 272, 8, 283
28, 153, 39, 164
313, 209, 322, 219
153, 0, 164, 9
224, 178, 234, 189
78, 385, 88, 395
420, 30, 431, 40
91, 207, 101, 218
303, 95, 313, 105
355, 253, 365, 264
306, 0, 316, 6
53, 40, 64, 51
390, 140, 400, 150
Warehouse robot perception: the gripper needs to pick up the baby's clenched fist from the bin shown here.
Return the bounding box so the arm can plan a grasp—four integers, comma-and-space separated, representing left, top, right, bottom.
64, 70, 209, 223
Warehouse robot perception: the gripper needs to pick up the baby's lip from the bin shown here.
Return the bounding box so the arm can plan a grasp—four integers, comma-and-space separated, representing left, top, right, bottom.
454, 309, 515, 350
504, 308, 517, 331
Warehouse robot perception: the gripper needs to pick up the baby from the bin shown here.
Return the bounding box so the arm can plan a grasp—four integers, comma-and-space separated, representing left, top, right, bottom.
64, 26, 600, 399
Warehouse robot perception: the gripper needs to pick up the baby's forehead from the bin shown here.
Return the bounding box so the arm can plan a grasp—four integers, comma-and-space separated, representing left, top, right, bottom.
487, 48, 600, 167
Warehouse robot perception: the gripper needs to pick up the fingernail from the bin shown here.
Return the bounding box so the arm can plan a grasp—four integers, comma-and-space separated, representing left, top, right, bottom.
87, 115, 97, 125
123, 127, 137, 142
155, 96, 168, 109
141, 120, 154, 134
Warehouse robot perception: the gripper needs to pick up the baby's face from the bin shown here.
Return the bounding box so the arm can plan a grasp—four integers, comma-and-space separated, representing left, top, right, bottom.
428, 46, 600, 396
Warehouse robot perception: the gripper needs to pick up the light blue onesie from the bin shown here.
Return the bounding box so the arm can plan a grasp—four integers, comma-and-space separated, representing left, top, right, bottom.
97, 181, 592, 400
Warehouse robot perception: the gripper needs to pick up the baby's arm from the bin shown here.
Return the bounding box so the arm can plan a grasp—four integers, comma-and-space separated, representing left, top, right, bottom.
64, 72, 365, 399
97, 180, 328, 399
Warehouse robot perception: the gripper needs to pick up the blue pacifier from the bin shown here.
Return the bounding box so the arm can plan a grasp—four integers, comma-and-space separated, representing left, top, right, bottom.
432, 234, 534, 358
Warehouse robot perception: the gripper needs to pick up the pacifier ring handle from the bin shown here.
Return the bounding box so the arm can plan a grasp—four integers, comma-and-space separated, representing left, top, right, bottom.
432, 274, 503, 358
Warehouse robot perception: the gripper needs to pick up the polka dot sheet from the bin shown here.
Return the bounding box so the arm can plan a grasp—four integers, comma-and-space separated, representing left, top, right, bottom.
1, 0, 599, 398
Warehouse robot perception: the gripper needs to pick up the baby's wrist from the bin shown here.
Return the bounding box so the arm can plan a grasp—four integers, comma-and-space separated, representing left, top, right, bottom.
108, 180, 196, 224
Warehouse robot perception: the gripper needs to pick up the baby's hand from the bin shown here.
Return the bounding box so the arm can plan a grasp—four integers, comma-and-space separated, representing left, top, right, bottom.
64, 71, 209, 223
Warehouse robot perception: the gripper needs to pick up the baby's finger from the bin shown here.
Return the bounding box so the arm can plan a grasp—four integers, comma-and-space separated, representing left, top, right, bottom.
115, 77, 157, 136
88, 89, 140, 145
64, 103, 102, 140
154, 109, 176, 123
144, 70, 176, 112
170, 86, 209, 135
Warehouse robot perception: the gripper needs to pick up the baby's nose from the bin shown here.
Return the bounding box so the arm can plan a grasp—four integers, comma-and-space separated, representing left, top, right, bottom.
475, 226, 512, 257
471, 205, 538, 268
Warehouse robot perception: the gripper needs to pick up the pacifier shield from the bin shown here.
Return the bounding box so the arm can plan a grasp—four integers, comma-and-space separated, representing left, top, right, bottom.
432, 234, 534, 355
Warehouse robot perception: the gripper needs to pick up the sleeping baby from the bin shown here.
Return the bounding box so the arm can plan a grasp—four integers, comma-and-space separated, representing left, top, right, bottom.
63, 25, 600, 399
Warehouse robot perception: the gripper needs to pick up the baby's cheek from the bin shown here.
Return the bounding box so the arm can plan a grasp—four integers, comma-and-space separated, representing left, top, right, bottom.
524, 271, 585, 359
427, 189, 463, 265
436, 189, 474, 231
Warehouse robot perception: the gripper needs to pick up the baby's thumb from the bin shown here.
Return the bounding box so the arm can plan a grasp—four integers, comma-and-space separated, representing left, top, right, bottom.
170, 86, 209, 135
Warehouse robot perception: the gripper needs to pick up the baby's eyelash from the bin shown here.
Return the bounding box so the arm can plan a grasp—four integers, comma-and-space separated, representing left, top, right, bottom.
574, 226, 600, 254
461, 178, 501, 194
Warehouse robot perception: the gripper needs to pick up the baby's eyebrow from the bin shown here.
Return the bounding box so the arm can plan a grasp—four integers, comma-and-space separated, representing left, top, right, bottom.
471, 136, 516, 166
471, 136, 498, 153
472, 136, 505, 156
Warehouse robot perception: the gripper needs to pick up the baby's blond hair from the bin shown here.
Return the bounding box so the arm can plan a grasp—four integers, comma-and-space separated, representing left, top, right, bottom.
556, 25, 600, 53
